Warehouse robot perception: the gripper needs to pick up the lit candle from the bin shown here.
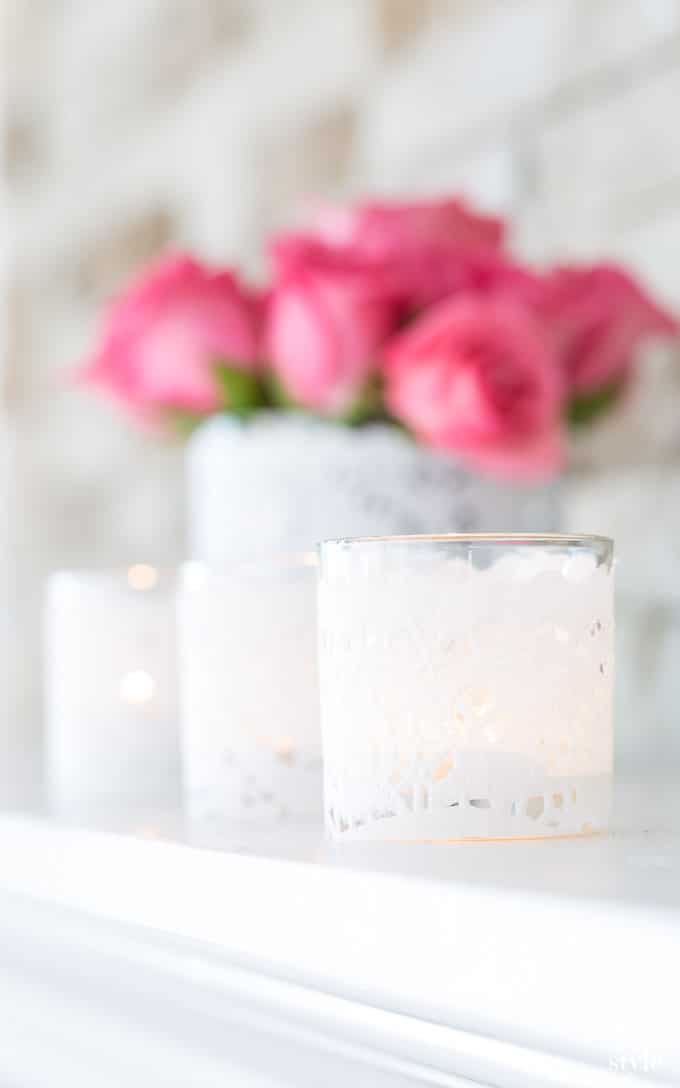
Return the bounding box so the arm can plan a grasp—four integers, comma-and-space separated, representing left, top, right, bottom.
45, 566, 181, 814
317, 534, 614, 841
177, 556, 321, 828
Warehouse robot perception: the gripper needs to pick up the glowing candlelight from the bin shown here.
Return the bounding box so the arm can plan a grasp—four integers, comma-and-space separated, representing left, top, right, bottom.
317, 534, 614, 841
178, 556, 321, 827
45, 567, 180, 814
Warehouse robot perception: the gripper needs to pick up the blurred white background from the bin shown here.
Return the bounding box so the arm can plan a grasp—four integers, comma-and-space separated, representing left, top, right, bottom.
2, 0, 680, 781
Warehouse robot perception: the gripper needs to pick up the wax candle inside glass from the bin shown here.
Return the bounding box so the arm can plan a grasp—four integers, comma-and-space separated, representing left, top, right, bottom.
317, 534, 614, 841
178, 555, 321, 828
45, 566, 181, 814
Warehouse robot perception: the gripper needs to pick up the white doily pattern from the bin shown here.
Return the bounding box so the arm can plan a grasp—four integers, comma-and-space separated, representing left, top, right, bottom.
318, 547, 614, 840
187, 413, 559, 562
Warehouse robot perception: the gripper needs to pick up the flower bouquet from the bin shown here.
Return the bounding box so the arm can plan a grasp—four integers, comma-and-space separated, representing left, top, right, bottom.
80, 195, 678, 556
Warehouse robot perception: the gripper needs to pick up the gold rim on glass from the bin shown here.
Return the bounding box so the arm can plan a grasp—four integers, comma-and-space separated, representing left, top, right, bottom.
319, 532, 613, 548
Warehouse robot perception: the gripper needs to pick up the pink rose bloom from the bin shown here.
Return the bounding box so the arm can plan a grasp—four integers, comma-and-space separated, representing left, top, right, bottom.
543, 263, 678, 393
81, 253, 262, 416
266, 240, 395, 415
310, 196, 505, 257
304, 196, 507, 309
271, 231, 531, 315
384, 294, 565, 481
439, 249, 545, 309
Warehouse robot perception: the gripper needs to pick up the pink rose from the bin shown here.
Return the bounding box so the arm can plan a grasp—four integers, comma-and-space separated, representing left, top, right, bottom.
81, 253, 262, 416
309, 196, 505, 257
384, 294, 565, 481
304, 196, 507, 309
435, 249, 545, 310
270, 232, 530, 316
266, 240, 395, 415
543, 263, 678, 394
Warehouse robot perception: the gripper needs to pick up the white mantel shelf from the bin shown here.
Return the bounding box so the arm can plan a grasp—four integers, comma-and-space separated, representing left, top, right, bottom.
0, 781, 678, 1088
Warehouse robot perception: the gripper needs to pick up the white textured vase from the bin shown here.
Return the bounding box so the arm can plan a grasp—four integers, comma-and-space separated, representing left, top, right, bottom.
187, 413, 559, 562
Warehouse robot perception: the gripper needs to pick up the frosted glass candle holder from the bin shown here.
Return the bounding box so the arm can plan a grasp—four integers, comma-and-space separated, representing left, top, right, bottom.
45, 566, 181, 815
178, 556, 322, 828
318, 534, 614, 841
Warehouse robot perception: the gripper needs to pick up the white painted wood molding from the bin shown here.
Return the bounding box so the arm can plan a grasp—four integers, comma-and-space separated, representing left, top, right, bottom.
0, 781, 677, 1087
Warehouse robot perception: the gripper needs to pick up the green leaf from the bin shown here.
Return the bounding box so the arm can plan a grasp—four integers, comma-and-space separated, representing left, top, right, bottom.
262, 371, 299, 411
170, 409, 205, 436
567, 378, 626, 428
262, 370, 386, 426
214, 361, 264, 418
342, 375, 386, 426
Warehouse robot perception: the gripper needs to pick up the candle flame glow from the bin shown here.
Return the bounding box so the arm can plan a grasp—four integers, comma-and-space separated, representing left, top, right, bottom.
120, 670, 155, 704
127, 564, 159, 591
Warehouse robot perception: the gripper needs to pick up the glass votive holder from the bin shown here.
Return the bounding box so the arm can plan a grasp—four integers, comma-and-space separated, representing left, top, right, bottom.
177, 555, 322, 829
318, 534, 614, 841
45, 566, 181, 815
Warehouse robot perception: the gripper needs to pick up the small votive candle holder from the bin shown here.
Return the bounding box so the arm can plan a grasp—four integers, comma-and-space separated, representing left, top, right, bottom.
178, 555, 322, 828
45, 566, 181, 814
317, 534, 614, 841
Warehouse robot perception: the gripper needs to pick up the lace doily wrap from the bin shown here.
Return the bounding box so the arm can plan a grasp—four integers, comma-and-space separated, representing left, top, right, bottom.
318, 545, 614, 841
187, 413, 559, 563
178, 562, 321, 827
